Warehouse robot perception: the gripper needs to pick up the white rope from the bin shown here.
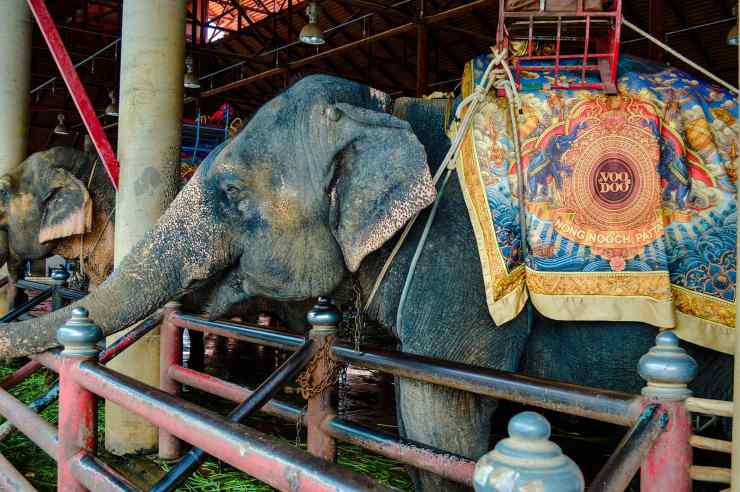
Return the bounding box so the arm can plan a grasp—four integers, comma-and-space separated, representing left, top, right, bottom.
623, 17, 739, 95
365, 49, 520, 312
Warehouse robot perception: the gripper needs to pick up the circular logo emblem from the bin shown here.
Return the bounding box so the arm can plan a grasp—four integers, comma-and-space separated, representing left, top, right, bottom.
592, 158, 636, 207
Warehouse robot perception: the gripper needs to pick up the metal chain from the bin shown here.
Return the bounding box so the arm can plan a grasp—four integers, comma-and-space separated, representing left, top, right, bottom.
295, 341, 345, 401
295, 405, 307, 447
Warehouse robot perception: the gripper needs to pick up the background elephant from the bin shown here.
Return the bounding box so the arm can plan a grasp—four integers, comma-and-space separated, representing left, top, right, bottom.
0, 75, 731, 492
0, 145, 115, 299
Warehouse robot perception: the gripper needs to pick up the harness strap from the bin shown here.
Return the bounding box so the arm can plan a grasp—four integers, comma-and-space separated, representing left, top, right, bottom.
365, 49, 523, 319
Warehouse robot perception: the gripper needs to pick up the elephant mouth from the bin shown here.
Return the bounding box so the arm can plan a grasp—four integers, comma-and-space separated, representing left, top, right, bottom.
240, 271, 314, 302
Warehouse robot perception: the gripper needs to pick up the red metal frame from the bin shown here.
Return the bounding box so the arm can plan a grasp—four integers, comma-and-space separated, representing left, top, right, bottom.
497, 0, 622, 92
0, 306, 703, 490
26, 0, 119, 190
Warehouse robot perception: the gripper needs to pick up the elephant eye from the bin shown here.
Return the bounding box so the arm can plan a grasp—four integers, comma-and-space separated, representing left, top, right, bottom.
223, 183, 242, 199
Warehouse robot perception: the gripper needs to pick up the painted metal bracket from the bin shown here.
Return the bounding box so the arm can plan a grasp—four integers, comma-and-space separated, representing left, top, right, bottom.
26, 0, 120, 190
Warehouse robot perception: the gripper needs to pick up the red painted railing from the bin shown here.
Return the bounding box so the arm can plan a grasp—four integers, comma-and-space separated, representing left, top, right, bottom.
0, 289, 728, 490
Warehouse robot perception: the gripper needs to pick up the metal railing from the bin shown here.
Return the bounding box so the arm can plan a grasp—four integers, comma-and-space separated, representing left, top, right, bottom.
0, 296, 732, 491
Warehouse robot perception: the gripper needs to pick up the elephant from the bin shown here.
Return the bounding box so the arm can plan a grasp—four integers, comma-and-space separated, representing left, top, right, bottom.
0, 75, 731, 492
526, 121, 586, 201
0, 145, 115, 300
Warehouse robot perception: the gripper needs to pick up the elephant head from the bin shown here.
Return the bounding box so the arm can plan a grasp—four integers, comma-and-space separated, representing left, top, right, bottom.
0, 75, 436, 358
0, 147, 94, 271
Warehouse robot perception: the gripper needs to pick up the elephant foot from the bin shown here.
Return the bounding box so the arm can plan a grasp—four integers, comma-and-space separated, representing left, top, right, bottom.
397, 378, 496, 492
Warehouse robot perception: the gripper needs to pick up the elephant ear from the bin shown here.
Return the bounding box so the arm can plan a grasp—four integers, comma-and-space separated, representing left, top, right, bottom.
327, 102, 436, 272
38, 168, 92, 244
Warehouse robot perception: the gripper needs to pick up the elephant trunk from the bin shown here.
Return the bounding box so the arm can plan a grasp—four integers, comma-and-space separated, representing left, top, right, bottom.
0, 177, 237, 359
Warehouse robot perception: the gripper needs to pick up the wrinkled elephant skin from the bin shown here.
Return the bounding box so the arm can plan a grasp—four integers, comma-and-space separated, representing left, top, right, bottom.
0, 146, 115, 292
0, 76, 731, 492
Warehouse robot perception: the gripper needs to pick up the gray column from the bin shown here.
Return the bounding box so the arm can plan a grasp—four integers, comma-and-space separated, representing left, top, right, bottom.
106, 0, 185, 455
0, 0, 31, 175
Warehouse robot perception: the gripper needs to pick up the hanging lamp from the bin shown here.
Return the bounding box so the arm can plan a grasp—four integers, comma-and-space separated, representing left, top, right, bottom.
105, 90, 118, 117
184, 55, 201, 89
300, 2, 325, 45
727, 5, 738, 46
54, 113, 70, 136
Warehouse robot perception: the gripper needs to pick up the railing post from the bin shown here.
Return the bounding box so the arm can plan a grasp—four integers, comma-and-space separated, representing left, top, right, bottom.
57, 307, 103, 492
305, 297, 340, 461
638, 331, 697, 492
159, 301, 182, 460
51, 267, 70, 312
474, 411, 584, 491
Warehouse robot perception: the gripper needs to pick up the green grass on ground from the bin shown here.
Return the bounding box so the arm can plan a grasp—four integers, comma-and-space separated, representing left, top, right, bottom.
0, 360, 413, 491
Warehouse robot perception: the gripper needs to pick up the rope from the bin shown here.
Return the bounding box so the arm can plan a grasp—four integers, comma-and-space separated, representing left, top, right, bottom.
365, 48, 521, 313
623, 17, 739, 95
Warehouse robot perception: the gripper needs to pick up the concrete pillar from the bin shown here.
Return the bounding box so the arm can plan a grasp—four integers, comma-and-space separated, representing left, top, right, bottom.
0, 1, 31, 176
106, 0, 185, 455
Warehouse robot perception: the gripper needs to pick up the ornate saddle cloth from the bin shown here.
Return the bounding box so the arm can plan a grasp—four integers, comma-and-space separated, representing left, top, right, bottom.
456, 54, 738, 353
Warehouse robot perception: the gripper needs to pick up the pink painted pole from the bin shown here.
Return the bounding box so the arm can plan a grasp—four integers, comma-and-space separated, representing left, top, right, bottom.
159, 302, 183, 459
637, 331, 697, 492
640, 400, 691, 492
57, 308, 103, 492
25, 0, 119, 189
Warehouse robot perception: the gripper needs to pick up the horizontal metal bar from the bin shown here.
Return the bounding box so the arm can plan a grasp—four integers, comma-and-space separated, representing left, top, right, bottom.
152, 341, 316, 492
324, 418, 475, 486
169, 363, 475, 485
0, 451, 36, 491
30, 38, 119, 94
175, 315, 641, 425
0, 360, 42, 390
31, 350, 62, 373
168, 364, 302, 422
174, 314, 304, 350
70, 453, 141, 492
587, 405, 666, 492
0, 386, 58, 459
100, 312, 163, 364
0, 289, 52, 323
332, 345, 642, 426
71, 362, 394, 492
16, 279, 86, 301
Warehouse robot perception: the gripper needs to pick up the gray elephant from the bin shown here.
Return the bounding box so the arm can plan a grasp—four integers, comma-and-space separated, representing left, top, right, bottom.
0, 75, 731, 492
0, 145, 115, 300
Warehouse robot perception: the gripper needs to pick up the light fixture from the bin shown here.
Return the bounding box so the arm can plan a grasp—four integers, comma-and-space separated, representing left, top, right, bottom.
299, 2, 325, 45
184, 55, 201, 89
105, 90, 118, 117
728, 6, 738, 46
53, 113, 69, 136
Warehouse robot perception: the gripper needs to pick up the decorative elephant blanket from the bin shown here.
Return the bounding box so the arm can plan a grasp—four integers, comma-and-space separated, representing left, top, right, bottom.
456, 53, 738, 354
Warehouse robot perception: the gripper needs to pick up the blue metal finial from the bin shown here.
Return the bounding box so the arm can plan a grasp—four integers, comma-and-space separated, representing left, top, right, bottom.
638, 330, 697, 399
474, 412, 584, 492
306, 297, 341, 327
57, 307, 103, 357
51, 267, 70, 283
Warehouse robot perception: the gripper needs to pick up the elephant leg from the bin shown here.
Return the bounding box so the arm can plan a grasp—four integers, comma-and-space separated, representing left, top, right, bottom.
186, 330, 205, 372
384, 176, 532, 491
6, 255, 26, 310
396, 309, 530, 492
397, 378, 497, 491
